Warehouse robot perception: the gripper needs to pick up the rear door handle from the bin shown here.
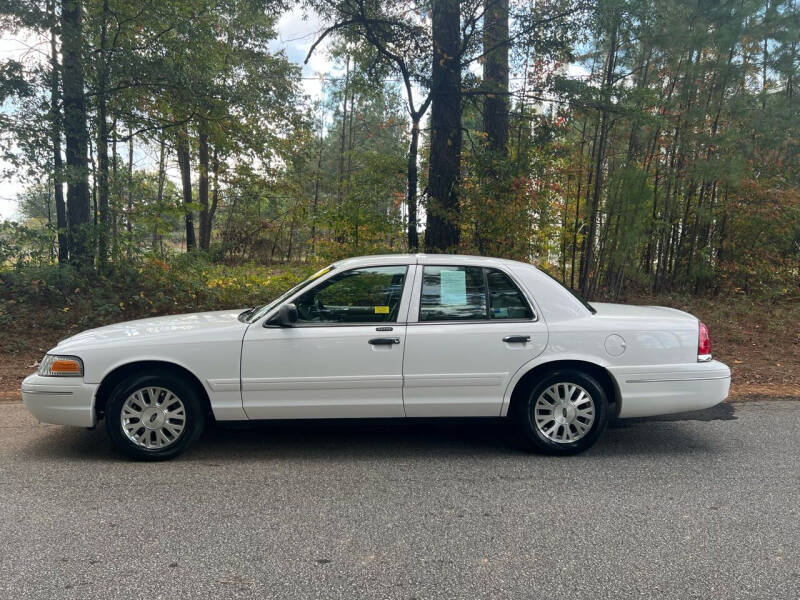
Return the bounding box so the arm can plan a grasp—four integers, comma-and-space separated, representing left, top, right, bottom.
369, 337, 401, 345
503, 335, 530, 344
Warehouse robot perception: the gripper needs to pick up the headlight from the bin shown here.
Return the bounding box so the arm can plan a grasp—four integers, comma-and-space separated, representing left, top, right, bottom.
38, 354, 84, 377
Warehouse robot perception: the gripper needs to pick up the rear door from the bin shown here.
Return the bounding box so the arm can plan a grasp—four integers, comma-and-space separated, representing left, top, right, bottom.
402, 263, 548, 417
241, 264, 413, 419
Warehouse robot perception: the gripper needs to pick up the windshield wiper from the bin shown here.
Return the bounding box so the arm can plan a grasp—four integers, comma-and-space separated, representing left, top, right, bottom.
238, 307, 256, 322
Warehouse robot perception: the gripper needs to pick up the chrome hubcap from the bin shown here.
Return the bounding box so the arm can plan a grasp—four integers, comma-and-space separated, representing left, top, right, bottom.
534, 382, 595, 443
121, 387, 186, 449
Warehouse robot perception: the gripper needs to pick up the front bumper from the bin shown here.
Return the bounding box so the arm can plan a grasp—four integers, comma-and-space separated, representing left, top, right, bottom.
21, 374, 98, 427
610, 360, 731, 418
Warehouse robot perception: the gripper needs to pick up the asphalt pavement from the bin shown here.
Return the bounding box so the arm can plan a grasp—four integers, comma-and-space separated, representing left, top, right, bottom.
0, 400, 798, 599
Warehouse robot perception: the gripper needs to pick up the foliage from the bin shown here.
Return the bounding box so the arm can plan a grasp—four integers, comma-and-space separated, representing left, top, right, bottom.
540, 0, 800, 297
0, 0, 799, 300
0, 252, 318, 334
0, 220, 56, 266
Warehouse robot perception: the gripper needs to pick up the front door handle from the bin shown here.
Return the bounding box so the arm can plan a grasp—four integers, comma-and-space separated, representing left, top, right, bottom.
368, 337, 401, 346
503, 335, 530, 344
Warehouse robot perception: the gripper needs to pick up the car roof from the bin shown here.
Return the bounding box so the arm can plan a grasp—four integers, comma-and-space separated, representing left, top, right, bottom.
331, 253, 534, 270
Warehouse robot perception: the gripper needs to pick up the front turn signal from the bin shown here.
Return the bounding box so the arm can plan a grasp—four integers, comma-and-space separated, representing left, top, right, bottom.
38, 354, 84, 377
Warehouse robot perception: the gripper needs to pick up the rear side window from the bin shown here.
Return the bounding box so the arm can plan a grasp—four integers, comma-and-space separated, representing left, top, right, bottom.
419, 266, 487, 321
487, 269, 533, 320
418, 266, 533, 322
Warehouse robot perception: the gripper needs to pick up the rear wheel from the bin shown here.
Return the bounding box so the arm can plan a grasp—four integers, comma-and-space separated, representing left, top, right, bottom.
105, 372, 205, 461
514, 368, 609, 455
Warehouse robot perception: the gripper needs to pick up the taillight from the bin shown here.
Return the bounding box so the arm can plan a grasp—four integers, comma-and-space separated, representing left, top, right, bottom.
698, 321, 712, 362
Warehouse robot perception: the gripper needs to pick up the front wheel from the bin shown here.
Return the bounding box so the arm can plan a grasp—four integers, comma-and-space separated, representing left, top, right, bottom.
105, 372, 205, 461
514, 369, 610, 455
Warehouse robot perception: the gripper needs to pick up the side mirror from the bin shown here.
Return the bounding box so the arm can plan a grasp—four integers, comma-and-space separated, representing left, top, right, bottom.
277, 303, 298, 327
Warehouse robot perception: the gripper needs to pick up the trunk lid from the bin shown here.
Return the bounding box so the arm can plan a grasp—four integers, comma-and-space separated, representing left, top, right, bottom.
590, 302, 698, 323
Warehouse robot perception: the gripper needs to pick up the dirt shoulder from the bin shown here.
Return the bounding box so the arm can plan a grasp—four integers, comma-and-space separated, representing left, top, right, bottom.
0, 322, 63, 403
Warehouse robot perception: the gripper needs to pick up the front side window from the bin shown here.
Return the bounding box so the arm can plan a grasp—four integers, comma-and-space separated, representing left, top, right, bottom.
246, 265, 335, 323
419, 266, 533, 322
294, 266, 407, 324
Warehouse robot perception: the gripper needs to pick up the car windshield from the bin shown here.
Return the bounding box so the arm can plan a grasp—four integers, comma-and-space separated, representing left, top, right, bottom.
540, 270, 596, 314
242, 265, 336, 323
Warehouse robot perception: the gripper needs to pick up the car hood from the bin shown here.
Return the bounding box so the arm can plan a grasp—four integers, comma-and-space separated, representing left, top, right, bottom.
53, 309, 249, 353
590, 302, 698, 323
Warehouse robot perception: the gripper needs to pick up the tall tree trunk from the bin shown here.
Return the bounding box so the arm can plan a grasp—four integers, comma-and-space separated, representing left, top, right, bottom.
788, 0, 796, 105
154, 133, 167, 252
482, 0, 509, 155
476, 0, 510, 256
45, 179, 52, 226
406, 116, 421, 250
198, 124, 210, 250
347, 88, 357, 244
762, 0, 770, 109
126, 131, 133, 257
286, 206, 296, 262
337, 58, 350, 211
346, 88, 355, 193
61, 0, 91, 267
579, 18, 618, 297
89, 133, 97, 228
311, 126, 323, 255
48, 0, 68, 264
96, 0, 110, 268
111, 114, 119, 259
209, 149, 219, 247
570, 118, 589, 289
176, 130, 196, 251
424, 0, 462, 252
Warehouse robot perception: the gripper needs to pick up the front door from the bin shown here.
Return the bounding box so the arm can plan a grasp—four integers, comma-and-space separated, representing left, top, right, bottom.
241, 265, 411, 419
402, 264, 548, 417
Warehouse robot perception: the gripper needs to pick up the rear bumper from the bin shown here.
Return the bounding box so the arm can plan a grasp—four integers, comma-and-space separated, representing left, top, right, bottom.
610, 360, 731, 418
21, 374, 98, 427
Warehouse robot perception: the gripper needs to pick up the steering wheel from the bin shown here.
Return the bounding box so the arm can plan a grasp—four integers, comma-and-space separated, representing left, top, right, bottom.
296, 301, 313, 321
297, 294, 325, 321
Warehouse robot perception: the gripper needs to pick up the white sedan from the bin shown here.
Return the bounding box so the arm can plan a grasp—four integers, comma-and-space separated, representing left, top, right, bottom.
22, 254, 730, 460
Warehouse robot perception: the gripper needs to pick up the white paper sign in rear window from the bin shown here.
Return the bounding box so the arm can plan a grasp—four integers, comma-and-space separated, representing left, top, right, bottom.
440, 269, 467, 305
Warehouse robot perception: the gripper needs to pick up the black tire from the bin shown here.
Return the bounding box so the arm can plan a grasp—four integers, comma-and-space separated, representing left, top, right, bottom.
513, 368, 610, 456
105, 371, 206, 461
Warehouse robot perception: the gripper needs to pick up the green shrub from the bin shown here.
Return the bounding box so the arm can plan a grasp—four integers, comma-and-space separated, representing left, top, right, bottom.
0, 221, 56, 267
0, 253, 319, 331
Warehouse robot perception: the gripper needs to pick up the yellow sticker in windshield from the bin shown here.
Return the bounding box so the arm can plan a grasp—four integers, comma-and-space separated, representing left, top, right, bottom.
374, 306, 390, 314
